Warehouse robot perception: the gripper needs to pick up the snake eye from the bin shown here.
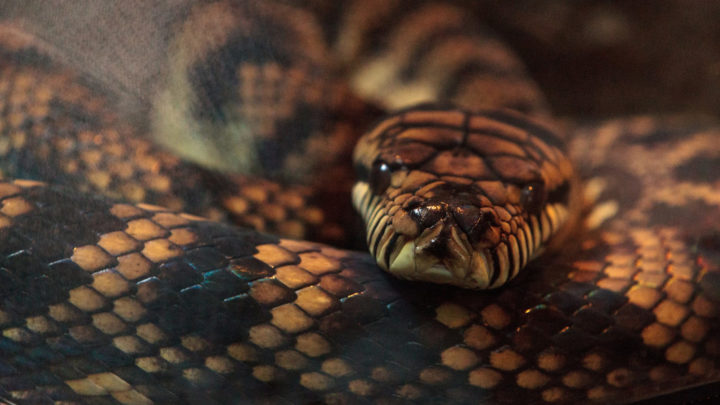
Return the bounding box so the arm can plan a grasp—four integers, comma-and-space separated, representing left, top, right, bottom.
521, 181, 547, 214
369, 159, 392, 195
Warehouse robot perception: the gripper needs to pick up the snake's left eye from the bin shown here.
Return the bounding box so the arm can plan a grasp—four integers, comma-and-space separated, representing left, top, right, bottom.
369, 159, 392, 195
521, 181, 547, 214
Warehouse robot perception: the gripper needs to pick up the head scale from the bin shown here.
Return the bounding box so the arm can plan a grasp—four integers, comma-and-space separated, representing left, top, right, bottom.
352, 106, 578, 289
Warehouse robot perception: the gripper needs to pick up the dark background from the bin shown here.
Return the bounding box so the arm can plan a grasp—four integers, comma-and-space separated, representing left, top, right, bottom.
479, 1, 720, 118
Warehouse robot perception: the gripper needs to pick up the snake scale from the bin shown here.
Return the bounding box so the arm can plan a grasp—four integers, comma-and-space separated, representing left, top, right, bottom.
0, 1, 719, 404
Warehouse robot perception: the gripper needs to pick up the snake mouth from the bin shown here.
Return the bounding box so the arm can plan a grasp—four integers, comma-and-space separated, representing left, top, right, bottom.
353, 180, 571, 289
383, 222, 499, 288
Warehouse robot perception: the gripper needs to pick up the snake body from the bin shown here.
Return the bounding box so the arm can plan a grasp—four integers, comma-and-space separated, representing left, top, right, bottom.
0, 1, 719, 404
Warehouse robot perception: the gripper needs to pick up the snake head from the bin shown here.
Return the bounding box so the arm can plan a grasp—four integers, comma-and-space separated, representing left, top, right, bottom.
352, 105, 578, 289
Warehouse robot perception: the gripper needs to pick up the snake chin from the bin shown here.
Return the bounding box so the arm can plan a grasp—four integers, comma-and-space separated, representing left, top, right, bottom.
385, 223, 497, 289
383, 203, 571, 289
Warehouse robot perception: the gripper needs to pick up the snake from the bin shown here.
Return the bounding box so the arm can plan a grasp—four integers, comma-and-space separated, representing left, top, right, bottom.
0, 1, 718, 404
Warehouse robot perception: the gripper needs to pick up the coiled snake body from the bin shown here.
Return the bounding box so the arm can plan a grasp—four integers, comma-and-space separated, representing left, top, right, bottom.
0, 1, 719, 404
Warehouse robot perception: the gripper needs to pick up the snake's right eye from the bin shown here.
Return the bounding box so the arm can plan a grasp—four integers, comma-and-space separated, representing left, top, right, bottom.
520, 181, 547, 214
369, 159, 392, 195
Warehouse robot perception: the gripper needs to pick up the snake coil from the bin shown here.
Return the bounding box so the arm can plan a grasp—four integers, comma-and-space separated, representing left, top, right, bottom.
0, 1, 718, 404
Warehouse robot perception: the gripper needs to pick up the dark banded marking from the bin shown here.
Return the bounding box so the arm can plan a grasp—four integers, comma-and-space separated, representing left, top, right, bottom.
483, 110, 565, 149
377, 3, 470, 62
368, 209, 387, 248
489, 250, 503, 287
367, 211, 389, 245
383, 232, 402, 270
400, 29, 514, 81
369, 219, 390, 257
441, 58, 533, 96
374, 224, 395, 268
335, 1, 547, 114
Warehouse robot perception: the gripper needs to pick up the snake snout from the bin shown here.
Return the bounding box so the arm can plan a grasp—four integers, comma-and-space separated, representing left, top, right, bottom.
451, 204, 500, 246
406, 187, 500, 249
408, 201, 445, 229
377, 186, 508, 289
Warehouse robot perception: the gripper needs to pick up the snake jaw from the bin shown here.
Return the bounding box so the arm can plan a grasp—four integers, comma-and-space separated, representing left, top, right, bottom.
469, 250, 492, 288
384, 226, 510, 290
384, 222, 464, 285
380, 212, 510, 289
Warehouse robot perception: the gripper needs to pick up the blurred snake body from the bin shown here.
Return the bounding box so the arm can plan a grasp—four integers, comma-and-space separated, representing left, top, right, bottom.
0, 1, 718, 404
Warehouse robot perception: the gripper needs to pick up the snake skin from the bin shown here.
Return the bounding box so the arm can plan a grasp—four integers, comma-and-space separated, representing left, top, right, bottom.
0, 126, 717, 404
0, 1, 719, 404
0, 46, 362, 246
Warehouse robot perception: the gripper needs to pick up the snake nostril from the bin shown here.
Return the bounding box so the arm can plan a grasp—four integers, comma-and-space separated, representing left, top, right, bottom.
452, 204, 493, 244
409, 203, 447, 228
